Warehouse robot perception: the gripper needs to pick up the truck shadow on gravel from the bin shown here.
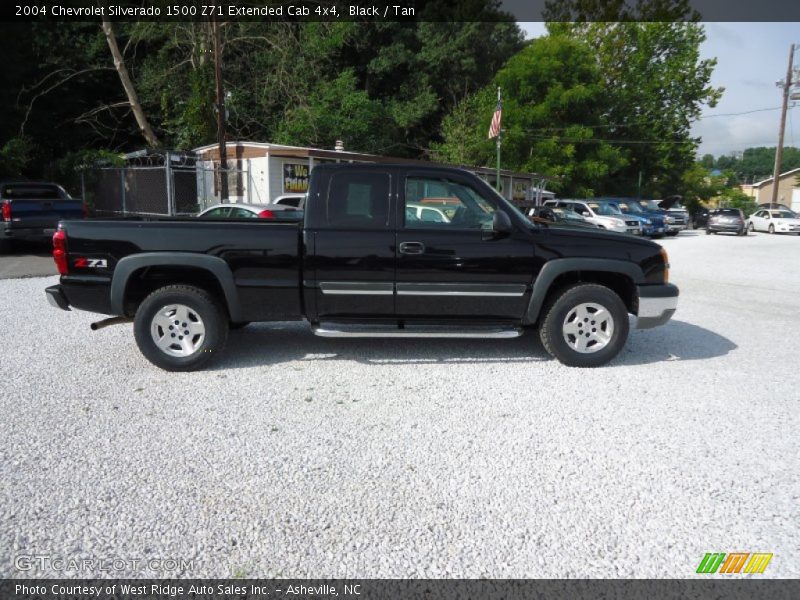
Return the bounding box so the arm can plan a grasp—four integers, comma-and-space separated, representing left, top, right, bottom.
209, 319, 735, 370
617, 319, 737, 366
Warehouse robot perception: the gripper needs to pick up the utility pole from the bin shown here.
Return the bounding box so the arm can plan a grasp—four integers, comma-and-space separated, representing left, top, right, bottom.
770, 43, 796, 209
212, 18, 228, 201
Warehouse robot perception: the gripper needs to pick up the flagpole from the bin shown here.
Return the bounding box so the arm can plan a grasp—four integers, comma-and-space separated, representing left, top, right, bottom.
496, 86, 501, 193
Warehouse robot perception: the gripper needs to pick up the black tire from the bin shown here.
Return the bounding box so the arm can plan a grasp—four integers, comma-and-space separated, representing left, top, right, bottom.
768, 224, 775, 234
0, 239, 12, 253
539, 283, 630, 368
741, 227, 747, 236
133, 285, 229, 371
748, 222, 755, 233
666, 231, 679, 237
229, 321, 251, 330
705, 228, 712, 235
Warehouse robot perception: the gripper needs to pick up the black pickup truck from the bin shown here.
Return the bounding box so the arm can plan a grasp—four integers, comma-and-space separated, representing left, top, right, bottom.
45, 164, 678, 370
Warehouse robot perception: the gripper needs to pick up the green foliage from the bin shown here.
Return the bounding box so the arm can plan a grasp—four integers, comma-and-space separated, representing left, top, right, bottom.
0, 137, 36, 179
711, 147, 800, 183
435, 35, 628, 196
718, 186, 757, 216
550, 21, 723, 197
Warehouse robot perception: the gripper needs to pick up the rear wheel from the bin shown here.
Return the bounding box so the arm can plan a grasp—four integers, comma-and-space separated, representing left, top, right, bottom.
539, 283, 629, 368
705, 228, 712, 235
133, 285, 228, 371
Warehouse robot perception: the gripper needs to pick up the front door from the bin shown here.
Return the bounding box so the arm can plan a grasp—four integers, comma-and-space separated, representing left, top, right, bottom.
395, 171, 534, 321
309, 169, 396, 320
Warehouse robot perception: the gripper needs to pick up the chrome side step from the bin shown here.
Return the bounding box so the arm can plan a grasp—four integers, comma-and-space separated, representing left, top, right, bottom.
312, 323, 523, 339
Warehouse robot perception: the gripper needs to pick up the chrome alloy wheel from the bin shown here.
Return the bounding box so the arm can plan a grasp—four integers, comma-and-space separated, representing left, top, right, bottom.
562, 302, 614, 354
150, 304, 206, 357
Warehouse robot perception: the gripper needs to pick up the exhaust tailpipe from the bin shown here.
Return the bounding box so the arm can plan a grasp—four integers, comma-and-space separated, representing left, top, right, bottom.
90, 316, 132, 331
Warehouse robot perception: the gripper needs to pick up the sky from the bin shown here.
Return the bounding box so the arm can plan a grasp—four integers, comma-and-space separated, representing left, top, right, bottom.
518, 22, 800, 159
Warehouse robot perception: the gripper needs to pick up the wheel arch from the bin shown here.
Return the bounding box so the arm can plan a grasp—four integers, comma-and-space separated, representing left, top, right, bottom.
110, 253, 242, 321
524, 258, 644, 325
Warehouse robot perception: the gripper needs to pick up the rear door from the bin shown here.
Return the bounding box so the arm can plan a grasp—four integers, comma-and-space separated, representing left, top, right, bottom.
308, 169, 396, 320
395, 170, 533, 321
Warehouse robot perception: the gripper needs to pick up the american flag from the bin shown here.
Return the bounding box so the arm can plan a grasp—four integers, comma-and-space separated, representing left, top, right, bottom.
488, 98, 502, 139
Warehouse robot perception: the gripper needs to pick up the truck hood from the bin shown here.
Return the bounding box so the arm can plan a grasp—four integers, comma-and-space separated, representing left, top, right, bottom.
657, 196, 682, 210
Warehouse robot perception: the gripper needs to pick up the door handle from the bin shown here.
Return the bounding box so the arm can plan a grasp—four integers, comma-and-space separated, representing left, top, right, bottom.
399, 241, 426, 255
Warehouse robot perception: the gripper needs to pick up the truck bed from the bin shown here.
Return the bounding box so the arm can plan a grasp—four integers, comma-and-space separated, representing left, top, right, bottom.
59, 218, 304, 321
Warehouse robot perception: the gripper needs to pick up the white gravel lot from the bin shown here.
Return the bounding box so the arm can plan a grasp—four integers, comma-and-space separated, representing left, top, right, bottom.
1, 230, 798, 578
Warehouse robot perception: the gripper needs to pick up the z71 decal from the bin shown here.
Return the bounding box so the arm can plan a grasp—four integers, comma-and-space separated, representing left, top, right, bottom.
73, 258, 108, 268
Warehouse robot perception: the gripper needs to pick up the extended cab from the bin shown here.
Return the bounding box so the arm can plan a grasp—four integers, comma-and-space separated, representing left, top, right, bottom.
45, 164, 678, 370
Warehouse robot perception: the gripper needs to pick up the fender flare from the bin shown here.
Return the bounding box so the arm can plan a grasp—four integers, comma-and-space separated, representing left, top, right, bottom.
110, 253, 242, 321
524, 258, 644, 325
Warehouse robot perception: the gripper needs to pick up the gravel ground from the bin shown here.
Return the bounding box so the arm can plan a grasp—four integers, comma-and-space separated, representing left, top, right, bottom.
1, 231, 798, 578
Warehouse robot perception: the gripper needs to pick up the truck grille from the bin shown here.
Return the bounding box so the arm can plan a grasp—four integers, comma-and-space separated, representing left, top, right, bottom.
625, 220, 638, 227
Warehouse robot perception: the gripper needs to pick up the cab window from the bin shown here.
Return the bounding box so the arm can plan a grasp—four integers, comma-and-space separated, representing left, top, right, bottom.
404, 176, 496, 229
326, 172, 391, 228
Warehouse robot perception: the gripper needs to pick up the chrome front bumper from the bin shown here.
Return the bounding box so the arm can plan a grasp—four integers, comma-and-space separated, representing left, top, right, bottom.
636, 283, 679, 329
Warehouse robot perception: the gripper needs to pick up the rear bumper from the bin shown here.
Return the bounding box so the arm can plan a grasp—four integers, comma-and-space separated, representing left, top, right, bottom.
708, 223, 744, 233
45, 285, 70, 311
3, 225, 57, 240
636, 283, 678, 329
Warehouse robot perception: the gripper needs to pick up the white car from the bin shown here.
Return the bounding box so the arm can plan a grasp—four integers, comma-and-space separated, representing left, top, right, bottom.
273, 194, 306, 209
747, 209, 800, 235
405, 204, 451, 224
544, 200, 639, 234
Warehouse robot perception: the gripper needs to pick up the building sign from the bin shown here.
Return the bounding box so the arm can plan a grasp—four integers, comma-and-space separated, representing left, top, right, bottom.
283, 162, 310, 193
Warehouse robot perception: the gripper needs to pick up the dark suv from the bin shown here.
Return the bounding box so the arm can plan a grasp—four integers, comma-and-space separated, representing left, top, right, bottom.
706, 208, 746, 236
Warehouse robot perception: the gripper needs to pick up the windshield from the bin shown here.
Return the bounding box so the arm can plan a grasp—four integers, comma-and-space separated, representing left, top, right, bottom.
615, 201, 642, 214
2, 184, 63, 199
639, 200, 662, 212
588, 202, 622, 216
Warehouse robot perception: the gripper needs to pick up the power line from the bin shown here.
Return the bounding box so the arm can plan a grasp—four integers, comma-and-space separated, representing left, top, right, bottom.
522, 105, 792, 134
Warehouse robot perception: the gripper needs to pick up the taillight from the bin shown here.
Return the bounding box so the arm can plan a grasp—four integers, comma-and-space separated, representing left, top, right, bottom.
53, 229, 68, 275
2, 201, 10, 222
257, 209, 275, 219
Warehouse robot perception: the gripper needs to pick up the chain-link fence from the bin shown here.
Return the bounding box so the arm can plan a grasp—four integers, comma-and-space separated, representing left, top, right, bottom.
82, 163, 249, 217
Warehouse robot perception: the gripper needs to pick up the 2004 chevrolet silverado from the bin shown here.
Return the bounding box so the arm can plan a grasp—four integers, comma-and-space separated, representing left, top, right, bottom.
45, 164, 678, 370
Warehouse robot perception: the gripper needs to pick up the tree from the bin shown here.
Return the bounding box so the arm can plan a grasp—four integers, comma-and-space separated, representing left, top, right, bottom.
433, 35, 627, 196
548, 16, 722, 197
101, 18, 160, 147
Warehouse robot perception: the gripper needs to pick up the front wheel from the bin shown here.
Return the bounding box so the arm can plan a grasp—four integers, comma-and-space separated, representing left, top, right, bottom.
539, 283, 630, 368
705, 228, 712, 235
748, 222, 755, 233
133, 285, 229, 371
769, 224, 775, 234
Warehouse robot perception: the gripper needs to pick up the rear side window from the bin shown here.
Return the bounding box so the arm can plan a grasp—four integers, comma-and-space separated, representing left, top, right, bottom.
2, 184, 63, 199
326, 172, 391, 228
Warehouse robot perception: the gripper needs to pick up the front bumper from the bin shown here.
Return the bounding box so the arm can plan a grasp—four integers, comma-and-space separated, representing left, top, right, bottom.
636, 283, 679, 329
46, 285, 71, 311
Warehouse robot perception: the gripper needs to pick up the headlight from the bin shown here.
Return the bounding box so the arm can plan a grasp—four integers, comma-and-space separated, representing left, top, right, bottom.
665, 216, 675, 223
645, 218, 652, 225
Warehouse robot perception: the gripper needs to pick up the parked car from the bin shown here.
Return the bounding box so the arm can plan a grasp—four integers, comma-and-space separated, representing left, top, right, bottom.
45, 163, 678, 371
273, 194, 306, 209
197, 203, 303, 221
406, 203, 451, 224
606, 200, 666, 238
747, 209, 800, 235
527, 206, 600, 229
637, 199, 686, 236
706, 208, 747, 235
756, 203, 795, 214
1, 181, 84, 252
659, 196, 691, 233
543, 200, 640, 234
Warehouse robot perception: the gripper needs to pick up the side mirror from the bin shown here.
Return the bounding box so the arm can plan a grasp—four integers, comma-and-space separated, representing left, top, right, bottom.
492, 210, 513, 236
